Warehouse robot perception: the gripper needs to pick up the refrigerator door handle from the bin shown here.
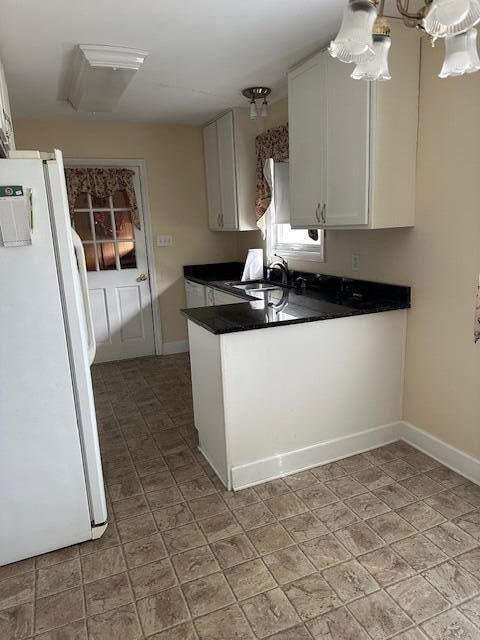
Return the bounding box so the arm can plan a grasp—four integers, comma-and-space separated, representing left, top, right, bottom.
71, 228, 96, 365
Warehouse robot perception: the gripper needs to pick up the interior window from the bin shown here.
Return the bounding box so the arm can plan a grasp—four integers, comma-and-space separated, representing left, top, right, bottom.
268, 160, 324, 261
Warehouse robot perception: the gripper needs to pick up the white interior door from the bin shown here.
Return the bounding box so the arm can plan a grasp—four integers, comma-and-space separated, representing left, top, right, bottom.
71, 169, 155, 363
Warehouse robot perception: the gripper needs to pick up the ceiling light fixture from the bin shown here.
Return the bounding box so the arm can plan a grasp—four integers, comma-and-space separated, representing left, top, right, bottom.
68, 45, 148, 112
330, 0, 480, 80
242, 87, 271, 119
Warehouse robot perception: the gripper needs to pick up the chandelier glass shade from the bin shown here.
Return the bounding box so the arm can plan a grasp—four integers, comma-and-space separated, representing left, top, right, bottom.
328, 0, 377, 63
329, 0, 480, 80
439, 27, 480, 76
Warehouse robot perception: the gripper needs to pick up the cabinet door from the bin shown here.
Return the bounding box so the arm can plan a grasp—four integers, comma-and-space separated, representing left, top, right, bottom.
203, 122, 222, 230
324, 55, 370, 226
185, 280, 206, 308
288, 53, 326, 229
213, 289, 245, 305
216, 111, 238, 230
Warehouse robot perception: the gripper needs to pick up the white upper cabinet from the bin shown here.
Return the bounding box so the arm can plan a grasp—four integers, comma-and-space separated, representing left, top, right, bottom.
0, 60, 15, 155
288, 19, 420, 229
203, 109, 257, 231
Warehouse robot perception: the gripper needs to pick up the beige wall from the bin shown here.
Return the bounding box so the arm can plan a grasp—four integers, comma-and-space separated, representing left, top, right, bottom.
14, 118, 240, 346
239, 48, 480, 459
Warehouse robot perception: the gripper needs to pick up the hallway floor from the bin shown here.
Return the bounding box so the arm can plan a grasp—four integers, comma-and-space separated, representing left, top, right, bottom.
1, 354, 480, 639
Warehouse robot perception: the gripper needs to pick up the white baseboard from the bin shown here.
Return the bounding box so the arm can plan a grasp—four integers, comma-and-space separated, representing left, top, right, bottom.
400, 421, 480, 485
162, 340, 189, 355
230, 420, 480, 490
231, 421, 402, 490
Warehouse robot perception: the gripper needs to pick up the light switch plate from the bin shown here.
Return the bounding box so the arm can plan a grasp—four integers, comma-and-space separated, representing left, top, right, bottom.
157, 235, 173, 247
351, 253, 360, 271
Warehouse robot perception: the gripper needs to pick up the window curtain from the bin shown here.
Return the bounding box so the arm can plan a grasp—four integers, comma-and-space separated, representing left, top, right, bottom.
255, 124, 289, 224
475, 275, 480, 343
64, 167, 140, 229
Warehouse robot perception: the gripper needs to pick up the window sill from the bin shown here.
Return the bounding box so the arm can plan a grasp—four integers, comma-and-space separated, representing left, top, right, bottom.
274, 247, 325, 263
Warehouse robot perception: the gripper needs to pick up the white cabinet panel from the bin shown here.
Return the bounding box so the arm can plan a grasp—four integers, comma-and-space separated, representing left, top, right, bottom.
203, 122, 222, 230
185, 279, 206, 308
288, 54, 325, 229
116, 285, 144, 341
216, 112, 238, 230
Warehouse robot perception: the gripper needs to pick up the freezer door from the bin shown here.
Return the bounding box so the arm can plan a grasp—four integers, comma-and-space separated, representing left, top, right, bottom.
45, 150, 107, 526
0, 158, 93, 564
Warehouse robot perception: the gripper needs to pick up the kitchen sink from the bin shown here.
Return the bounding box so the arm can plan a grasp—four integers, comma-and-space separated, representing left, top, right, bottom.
228, 280, 283, 292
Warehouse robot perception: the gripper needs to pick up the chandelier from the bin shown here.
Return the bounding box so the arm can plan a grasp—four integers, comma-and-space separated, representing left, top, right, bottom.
242, 87, 271, 119
329, 0, 480, 80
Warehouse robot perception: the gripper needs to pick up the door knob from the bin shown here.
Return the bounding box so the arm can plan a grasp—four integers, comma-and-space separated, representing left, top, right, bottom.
137, 273, 148, 282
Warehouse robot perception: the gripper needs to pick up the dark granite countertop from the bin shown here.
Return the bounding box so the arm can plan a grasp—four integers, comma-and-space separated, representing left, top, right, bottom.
182, 263, 411, 335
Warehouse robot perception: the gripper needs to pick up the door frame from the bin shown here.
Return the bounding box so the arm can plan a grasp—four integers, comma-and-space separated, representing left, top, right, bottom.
64, 157, 163, 356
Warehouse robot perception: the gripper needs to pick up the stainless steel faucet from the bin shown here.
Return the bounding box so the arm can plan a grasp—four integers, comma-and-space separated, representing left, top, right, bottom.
267, 254, 289, 285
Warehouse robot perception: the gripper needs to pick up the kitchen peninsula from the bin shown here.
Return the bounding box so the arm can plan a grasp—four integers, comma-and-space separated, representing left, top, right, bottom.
182, 265, 411, 491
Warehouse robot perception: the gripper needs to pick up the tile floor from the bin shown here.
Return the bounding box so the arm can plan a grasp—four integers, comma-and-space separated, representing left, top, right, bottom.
1, 354, 480, 639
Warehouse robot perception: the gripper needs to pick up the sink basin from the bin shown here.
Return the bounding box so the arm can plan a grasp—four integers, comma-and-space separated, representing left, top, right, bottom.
228, 280, 283, 293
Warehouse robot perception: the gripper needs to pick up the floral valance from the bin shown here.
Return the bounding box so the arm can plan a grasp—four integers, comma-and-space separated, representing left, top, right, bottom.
255, 124, 288, 219
64, 167, 140, 229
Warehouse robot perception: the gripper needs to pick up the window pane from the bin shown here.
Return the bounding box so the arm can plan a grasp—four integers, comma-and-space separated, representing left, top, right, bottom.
112, 190, 129, 207
118, 242, 136, 269
115, 211, 134, 239
91, 194, 109, 208
276, 223, 320, 245
84, 244, 97, 271
74, 212, 92, 241
74, 192, 89, 208
93, 212, 113, 240
97, 243, 117, 270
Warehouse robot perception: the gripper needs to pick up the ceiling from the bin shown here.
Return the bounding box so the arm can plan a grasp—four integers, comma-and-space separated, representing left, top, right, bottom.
0, 0, 348, 125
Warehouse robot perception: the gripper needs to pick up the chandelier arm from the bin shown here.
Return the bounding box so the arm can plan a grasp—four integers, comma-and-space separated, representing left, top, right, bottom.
395, 0, 428, 21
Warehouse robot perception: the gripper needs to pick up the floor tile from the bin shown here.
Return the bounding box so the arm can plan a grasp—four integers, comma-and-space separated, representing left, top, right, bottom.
310, 462, 346, 482
366, 511, 417, 543
80, 546, 125, 583
248, 522, 294, 555
111, 494, 150, 521
210, 533, 256, 569
295, 484, 338, 509
84, 572, 133, 615
116, 512, 157, 543
344, 492, 391, 520
353, 467, 394, 490
282, 511, 329, 542
459, 594, 480, 628
221, 488, 260, 510
162, 522, 206, 554
456, 547, 480, 578
0, 603, 33, 640
300, 534, 351, 570
34, 619, 87, 640
35, 587, 84, 634
392, 534, 448, 571
283, 471, 318, 491
324, 558, 379, 602
36, 546, 79, 570
263, 546, 315, 585
307, 605, 370, 639
36, 558, 82, 598
359, 547, 415, 586
179, 477, 217, 501
146, 486, 184, 510
109, 475, 143, 501
254, 479, 290, 500
325, 476, 368, 499
265, 493, 308, 520
129, 558, 177, 598
153, 503, 193, 532
453, 510, 480, 541
423, 560, 480, 604
241, 588, 300, 637
404, 452, 440, 473
0, 573, 34, 611
0, 559, 34, 582
137, 586, 190, 635
266, 625, 312, 639
123, 532, 167, 568
400, 474, 444, 499
348, 590, 413, 639
283, 573, 341, 621
334, 521, 384, 555
424, 521, 478, 557
140, 470, 175, 493
181, 572, 234, 617
198, 512, 242, 543
187, 493, 227, 520
364, 446, 399, 465
380, 459, 417, 481
194, 604, 255, 640
421, 608, 480, 640
234, 502, 276, 530
425, 490, 475, 519
339, 453, 373, 474
87, 602, 142, 640
171, 545, 220, 582
225, 559, 277, 600
387, 574, 449, 622
427, 466, 466, 489
148, 621, 197, 639
396, 501, 446, 531
452, 481, 480, 507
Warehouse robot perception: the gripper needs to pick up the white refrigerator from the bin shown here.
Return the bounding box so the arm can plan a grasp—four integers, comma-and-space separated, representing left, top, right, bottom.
0, 150, 107, 566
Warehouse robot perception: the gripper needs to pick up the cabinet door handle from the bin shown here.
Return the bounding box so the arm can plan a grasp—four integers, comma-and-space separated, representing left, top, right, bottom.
217, 213, 221, 228
220, 213, 224, 228
315, 203, 321, 223
321, 203, 327, 225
